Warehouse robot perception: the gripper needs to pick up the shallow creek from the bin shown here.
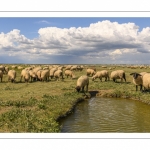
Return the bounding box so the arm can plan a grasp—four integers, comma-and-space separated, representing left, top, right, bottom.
59, 97, 150, 133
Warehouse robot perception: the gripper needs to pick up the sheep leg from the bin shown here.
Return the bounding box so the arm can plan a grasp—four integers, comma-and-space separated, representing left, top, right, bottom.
86, 84, 89, 92
140, 85, 143, 91
82, 86, 84, 92
136, 85, 138, 91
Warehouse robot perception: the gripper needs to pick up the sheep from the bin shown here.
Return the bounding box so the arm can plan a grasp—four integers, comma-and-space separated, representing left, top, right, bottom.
92, 70, 109, 82
110, 70, 126, 83
40, 70, 50, 81
8, 70, 16, 83
130, 72, 147, 91
86, 68, 96, 77
0, 65, 6, 73
77, 65, 84, 71
54, 70, 63, 81
36, 70, 43, 81
64, 70, 76, 79
75, 75, 89, 93
4, 66, 9, 74
29, 70, 37, 82
65, 65, 72, 70
20, 69, 30, 82
32, 66, 42, 74
70, 65, 78, 71
142, 73, 150, 91
0, 70, 3, 82
49, 68, 57, 79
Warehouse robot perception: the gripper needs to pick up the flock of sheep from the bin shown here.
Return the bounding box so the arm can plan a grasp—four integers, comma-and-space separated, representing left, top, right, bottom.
0, 65, 78, 83
0, 64, 150, 93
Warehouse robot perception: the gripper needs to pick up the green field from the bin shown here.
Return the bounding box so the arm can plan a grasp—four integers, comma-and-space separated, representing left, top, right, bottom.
0, 64, 150, 132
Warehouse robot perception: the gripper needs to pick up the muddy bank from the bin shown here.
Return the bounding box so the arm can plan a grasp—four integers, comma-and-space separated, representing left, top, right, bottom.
93, 89, 150, 105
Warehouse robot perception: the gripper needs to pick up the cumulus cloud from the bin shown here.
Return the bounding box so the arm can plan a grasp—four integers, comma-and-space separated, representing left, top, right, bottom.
1, 20, 150, 64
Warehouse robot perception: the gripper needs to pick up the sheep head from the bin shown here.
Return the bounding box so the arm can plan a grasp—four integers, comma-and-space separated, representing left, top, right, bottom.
130, 72, 142, 79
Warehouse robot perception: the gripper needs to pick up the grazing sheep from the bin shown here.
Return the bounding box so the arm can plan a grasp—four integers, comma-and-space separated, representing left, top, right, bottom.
142, 73, 150, 91
0, 65, 5, 73
4, 66, 9, 74
18, 66, 24, 70
32, 66, 42, 74
65, 65, 72, 70
36, 70, 43, 81
49, 68, 57, 79
110, 70, 126, 83
77, 65, 84, 71
40, 70, 50, 81
64, 70, 76, 79
54, 70, 63, 81
43, 67, 49, 70
130, 72, 147, 91
92, 70, 109, 82
86, 68, 96, 77
11, 65, 17, 69
70, 65, 78, 71
0, 70, 3, 82
20, 69, 30, 82
75, 75, 89, 93
8, 70, 16, 83
29, 70, 37, 82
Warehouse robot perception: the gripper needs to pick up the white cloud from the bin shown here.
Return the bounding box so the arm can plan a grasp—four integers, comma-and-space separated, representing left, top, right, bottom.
1, 20, 150, 64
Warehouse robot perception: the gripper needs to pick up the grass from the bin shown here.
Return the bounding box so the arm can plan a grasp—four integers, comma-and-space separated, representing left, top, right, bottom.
0, 64, 150, 132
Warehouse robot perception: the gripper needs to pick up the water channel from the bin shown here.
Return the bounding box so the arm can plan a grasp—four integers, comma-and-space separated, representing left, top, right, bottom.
59, 97, 150, 133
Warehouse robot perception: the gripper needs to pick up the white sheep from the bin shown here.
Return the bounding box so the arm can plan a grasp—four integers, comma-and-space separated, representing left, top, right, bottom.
64, 70, 76, 79
8, 70, 16, 83
142, 73, 150, 91
75, 75, 89, 93
36, 70, 43, 81
40, 70, 50, 81
54, 70, 63, 81
49, 68, 57, 79
0, 65, 5, 73
130, 72, 147, 91
29, 70, 37, 82
110, 70, 126, 83
92, 70, 109, 82
20, 69, 30, 82
4, 66, 9, 74
0, 70, 3, 82
86, 68, 96, 77
32, 66, 42, 74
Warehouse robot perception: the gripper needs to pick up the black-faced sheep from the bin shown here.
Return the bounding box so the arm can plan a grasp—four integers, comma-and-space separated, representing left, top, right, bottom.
130, 72, 147, 91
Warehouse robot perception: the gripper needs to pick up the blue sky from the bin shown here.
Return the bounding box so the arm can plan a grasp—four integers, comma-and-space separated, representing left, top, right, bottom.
1, 17, 150, 39
1, 17, 150, 64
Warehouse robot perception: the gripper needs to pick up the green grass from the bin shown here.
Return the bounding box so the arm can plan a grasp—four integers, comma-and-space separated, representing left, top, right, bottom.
0, 64, 150, 132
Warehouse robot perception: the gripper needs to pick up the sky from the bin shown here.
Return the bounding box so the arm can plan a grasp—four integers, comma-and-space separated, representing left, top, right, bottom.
1, 17, 150, 64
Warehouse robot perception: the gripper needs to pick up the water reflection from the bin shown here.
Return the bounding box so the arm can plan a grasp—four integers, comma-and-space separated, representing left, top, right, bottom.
60, 97, 150, 133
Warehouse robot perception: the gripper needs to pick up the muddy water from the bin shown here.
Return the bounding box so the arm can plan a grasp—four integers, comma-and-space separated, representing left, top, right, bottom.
59, 97, 150, 132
